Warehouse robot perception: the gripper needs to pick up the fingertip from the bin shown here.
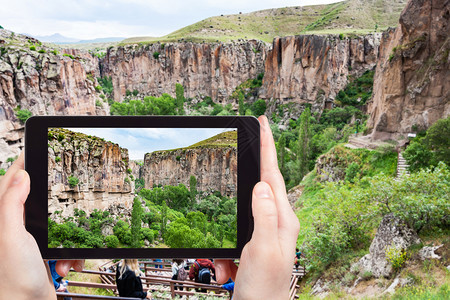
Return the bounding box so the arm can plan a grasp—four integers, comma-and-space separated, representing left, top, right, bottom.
214, 259, 237, 284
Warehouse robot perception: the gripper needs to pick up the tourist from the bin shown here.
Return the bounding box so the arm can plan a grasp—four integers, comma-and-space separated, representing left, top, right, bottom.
171, 259, 186, 290
47, 260, 72, 300
116, 259, 151, 299
189, 258, 215, 284
0, 116, 300, 300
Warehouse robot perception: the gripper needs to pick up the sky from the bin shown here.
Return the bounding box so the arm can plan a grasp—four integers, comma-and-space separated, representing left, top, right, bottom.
0, 0, 341, 40
68, 127, 235, 160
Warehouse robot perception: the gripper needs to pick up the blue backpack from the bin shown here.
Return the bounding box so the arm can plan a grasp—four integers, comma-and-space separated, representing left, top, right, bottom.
195, 261, 211, 284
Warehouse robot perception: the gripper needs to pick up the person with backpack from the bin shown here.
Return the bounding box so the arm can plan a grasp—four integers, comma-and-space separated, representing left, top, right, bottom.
171, 259, 187, 290
189, 258, 215, 284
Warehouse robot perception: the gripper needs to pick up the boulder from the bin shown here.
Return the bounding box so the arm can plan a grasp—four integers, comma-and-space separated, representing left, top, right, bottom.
418, 245, 443, 260
354, 213, 421, 278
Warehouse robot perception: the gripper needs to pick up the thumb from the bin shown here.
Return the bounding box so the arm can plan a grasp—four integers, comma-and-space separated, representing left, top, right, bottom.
250, 181, 278, 244
0, 169, 30, 229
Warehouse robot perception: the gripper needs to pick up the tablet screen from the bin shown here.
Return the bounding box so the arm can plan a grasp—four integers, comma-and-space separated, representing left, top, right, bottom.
47, 127, 237, 249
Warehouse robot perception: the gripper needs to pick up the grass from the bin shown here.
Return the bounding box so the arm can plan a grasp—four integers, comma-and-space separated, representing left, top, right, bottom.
121, 0, 407, 45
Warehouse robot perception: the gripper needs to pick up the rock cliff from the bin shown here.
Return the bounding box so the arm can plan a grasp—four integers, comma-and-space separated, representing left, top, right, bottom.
0, 29, 107, 167
100, 40, 268, 103
367, 0, 450, 139
143, 146, 237, 197
260, 34, 381, 112
48, 128, 133, 219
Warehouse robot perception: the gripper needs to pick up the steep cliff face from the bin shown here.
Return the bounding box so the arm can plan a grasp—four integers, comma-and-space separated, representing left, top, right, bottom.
48, 128, 133, 219
100, 40, 268, 103
0, 29, 108, 167
367, 0, 450, 139
260, 34, 380, 111
143, 146, 237, 197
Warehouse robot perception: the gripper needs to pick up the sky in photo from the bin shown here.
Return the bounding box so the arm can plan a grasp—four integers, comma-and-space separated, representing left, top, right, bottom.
68, 127, 235, 160
0, 0, 341, 40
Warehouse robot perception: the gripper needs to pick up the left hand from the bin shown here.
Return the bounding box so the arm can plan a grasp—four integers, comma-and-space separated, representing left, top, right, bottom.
0, 153, 84, 300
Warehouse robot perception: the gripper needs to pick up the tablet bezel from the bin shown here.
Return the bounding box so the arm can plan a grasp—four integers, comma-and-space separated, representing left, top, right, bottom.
25, 116, 259, 259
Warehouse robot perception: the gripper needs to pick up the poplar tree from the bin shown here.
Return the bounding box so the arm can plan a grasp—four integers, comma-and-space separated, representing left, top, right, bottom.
131, 197, 143, 248
297, 107, 311, 182
175, 83, 185, 115
277, 132, 287, 176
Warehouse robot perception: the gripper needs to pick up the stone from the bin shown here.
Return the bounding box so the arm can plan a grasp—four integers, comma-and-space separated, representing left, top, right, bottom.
354, 213, 421, 278
101, 223, 114, 236
368, 0, 450, 140
418, 245, 443, 260
310, 278, 330, 297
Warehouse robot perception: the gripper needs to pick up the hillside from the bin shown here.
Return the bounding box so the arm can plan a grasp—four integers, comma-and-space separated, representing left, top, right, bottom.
121, 0, 408, 44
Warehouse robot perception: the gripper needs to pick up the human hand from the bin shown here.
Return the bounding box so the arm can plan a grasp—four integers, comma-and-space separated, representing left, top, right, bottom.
215, 116, 300, 299
0, 153, 84, 300
56, 285, 67, 292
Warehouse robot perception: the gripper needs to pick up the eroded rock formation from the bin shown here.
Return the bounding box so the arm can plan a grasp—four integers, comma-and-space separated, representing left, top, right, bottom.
367, 0, 450, 139
0, 29, 108, 167
100, 40, 268, 103
143, 146, 237, 197
48, 128, 133, 219
260, 34, 381, 111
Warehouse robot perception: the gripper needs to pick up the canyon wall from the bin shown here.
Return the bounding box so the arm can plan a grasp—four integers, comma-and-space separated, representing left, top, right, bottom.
48, 128, 133, 219
260, 34, 380, 111
100, 40, 268, 103
0, 29, 107, 166
143, 146, 237, 197
367, 0, 450, 139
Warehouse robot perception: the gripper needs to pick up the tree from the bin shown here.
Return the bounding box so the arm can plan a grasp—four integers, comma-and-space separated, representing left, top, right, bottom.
238, 91, 245, 116
277, 132, 287, 175
297, 107, 311, 182
131, 197, 143, 248
189, 175, 197, 204
424, 116, 450, 164
160, 201, 168, 238
175, 83, 185, 115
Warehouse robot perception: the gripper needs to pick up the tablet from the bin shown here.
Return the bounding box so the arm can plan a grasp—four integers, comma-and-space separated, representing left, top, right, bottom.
25, 116, 259, 259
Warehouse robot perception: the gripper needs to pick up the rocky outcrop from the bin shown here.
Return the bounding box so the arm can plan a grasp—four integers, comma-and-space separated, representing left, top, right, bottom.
260, 34, 381, 112
367, 0, 450, 139
354, 213, 421, 278
100, 40, 268, 103
0, 29, 108, 167
143, 146, 237, 197
48, 128, 133, 219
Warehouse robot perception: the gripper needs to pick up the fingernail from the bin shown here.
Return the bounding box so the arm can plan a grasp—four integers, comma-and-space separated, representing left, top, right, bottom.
11, 170, 24, 186
254, 182, 272, 199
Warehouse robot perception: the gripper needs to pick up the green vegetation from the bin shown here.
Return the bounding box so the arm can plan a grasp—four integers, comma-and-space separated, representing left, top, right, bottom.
29, 46, 36, 51
0, 169, 5, 176
403, 116, 450, 172
175, 83, 185, 115
55, 156, 61, 163
38, 49, 46, 53
15, 109, 32, 123
63, 53, 74, 59
110, 94, 177, 116
120, 0, 406, 44
68, 176, 79, 188
49, 184, 237, 249
153, 51, 160, 59
334, 70, 374, 106
97, 76, 114, 95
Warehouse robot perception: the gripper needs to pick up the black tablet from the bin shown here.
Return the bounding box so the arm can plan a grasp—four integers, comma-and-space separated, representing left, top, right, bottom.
25, 116, 259, 259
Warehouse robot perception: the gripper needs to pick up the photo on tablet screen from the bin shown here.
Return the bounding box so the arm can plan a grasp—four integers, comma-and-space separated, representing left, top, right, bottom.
47, 127, 237, 249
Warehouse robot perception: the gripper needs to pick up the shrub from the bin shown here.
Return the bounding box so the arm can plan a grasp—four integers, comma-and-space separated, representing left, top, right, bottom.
251, 99, 267, 116
97, 76, 114, 94
29, 46, 36, 51
0, 169, 5, 176
6, 157, 15, 163
105, 235, 119, 248
126, 168, 132, 174
95, 85, 102, 92
345, 162, 360, 183
385, 244, 409, 271
55, 156, 61, 163
52, 50, 59, 55
153, 52, 160, 59
132, 89, 139, 96
38, 49, 46, 53
95, 100, 102, 107
15, 109, 32, 123
68, 176, 79, 188
63, 53, 74, 59
339, 33, 344, 40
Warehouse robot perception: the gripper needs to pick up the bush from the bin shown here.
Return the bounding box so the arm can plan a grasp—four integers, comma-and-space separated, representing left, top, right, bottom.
105, 235, 119, 248
38, 49, 46, 53
15, 109, 32, 123
63, 53, 74, 59
95, 100, 102, 107
345, 162, 360, 183
0, 169, 5, 176
97, 76, 114, 95
29, 46, 36, 51
153, 52, 160, 59
126, 168, 132, 174
55, 156, 61, 163
68, 176, 79, 188
132, 89, 139, 96
385, 244, 409, 271
251, 99, 267, 116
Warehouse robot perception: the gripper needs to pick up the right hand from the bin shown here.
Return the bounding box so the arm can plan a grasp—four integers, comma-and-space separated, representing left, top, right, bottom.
215, 116, 300, 299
